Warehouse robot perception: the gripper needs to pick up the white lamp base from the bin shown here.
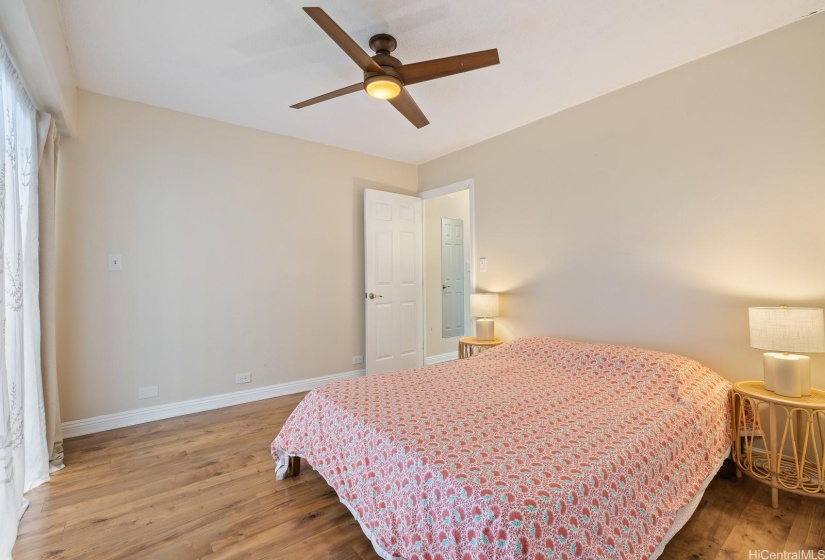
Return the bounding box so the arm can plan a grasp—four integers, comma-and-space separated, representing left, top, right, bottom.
763, 352, 811, 397
762, 353, 777, 391
475, 318, 495, 341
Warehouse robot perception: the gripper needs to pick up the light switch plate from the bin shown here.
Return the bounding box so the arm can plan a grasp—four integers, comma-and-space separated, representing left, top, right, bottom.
108, 253, 123, 271
479, 257, 487, 272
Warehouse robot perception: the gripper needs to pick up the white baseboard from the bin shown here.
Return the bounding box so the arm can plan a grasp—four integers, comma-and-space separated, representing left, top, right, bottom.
425, 351, 458, 365
61, 368, 366, 438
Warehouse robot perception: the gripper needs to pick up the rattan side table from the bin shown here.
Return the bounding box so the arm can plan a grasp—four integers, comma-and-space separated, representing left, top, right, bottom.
458, 336, 502, 359
731, 380, 825, 508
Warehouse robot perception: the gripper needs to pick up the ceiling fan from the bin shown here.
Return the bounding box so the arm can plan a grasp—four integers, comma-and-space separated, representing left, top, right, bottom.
291, 7, 500, 128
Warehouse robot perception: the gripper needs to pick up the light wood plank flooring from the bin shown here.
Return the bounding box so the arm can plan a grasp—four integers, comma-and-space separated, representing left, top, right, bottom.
13, 392, 825, 559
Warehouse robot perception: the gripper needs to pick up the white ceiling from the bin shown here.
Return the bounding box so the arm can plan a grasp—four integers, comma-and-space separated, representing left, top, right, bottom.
57, 0, 825, 164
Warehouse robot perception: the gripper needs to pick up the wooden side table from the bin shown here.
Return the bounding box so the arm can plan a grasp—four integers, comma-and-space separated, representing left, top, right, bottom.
458, 336, 503, 359
731, 380, 825, 508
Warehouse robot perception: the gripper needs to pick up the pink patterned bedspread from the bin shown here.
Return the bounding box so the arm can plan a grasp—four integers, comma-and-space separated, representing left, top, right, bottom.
271, 337, 731, 559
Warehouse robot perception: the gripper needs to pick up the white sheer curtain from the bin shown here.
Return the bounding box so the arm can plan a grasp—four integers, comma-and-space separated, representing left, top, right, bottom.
0, 45, 50, 558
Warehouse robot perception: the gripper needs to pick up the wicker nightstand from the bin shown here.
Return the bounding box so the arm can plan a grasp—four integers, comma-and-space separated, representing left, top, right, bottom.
458, 336, 503, 359
731, 381, 825, 508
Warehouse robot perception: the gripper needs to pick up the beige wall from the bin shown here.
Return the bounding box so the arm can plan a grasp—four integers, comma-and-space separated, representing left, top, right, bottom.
419, 14, 825, 386
58, 14, 825, 421
424, 190, 471, 357
57, 91, 417, 420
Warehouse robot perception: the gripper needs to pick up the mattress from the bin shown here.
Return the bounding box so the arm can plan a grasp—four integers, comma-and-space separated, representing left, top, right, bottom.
272, 337, 731, 559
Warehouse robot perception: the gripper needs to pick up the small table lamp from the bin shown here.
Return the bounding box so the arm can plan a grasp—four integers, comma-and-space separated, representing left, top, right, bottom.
748, 306, 825, 397
470, 293, 499, 342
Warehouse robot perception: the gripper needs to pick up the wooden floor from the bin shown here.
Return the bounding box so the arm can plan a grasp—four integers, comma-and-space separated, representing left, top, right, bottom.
13, 393, 825, 560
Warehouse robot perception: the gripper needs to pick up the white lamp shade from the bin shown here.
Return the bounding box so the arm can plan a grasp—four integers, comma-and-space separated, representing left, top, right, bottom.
470, 293, 499, 318
748, 307, 825, 353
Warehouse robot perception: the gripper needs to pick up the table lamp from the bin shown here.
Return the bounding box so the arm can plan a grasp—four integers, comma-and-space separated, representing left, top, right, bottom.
470, 293, 499, 341
748, 306, 825, 397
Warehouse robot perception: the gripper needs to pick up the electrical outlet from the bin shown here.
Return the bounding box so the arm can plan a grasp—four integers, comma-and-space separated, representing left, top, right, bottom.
138, 385, 158, 399
235, 373, 251, 384
352, 355, 364, 365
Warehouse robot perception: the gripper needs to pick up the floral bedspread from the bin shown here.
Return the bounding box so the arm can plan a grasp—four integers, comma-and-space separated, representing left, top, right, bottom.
271, 337, 731, 560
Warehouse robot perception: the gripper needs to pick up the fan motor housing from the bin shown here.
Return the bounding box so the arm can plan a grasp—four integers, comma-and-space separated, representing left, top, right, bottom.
364, 67, 402, 82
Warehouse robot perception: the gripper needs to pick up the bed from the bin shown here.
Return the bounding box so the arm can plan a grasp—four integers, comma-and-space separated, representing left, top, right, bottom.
271, 337, 731, 559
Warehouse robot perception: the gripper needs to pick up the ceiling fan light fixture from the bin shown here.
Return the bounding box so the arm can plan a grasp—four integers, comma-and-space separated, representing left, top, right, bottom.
364, 75, 402, 100
292, 8, 499, 128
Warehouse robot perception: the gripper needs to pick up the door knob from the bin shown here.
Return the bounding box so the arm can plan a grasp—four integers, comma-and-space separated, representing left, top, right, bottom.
367, 292, 383, 299
442, 285, 448, 289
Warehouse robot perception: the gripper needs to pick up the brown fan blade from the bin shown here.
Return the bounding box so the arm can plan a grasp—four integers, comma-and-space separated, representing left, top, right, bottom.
290, 83, 364, 109
388, 88, 429, 128
395, 49, 499, 86
303, 8, 384, 74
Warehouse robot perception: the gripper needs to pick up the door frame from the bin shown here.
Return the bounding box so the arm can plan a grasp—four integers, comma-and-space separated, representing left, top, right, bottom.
419, 179, 476, 361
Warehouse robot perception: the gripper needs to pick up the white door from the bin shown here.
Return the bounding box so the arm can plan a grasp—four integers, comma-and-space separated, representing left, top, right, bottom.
441, 218, 464, 338
364, 189, 423, 375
